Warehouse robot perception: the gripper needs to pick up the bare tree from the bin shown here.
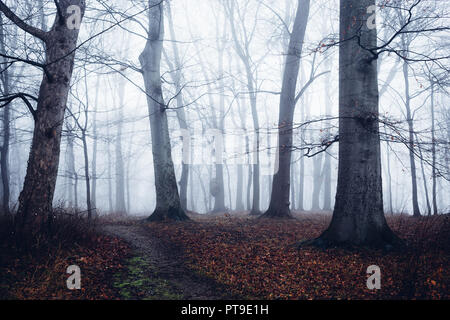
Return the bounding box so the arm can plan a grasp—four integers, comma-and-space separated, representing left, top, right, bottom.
0, 0, 86, 234
262, 0, 311, 219
139, 0, 188, 221
308, 0, 401, 248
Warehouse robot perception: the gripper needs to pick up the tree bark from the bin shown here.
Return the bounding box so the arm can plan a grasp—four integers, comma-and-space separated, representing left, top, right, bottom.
91, 76, 100, 212
81, 131, 92, 219
115, 77, 126, 214
262, 0, 310, 219
139, 0, 188, 221
166, 2, 189, 210
311, 0, 400, 248
322, 59, 333, 211
11, 0, 85, 234
0, 15, 10, 214
402, 61, 421, 217
385, 141, 394, 214
430, 83, 438, 215
311, 153, 324, 211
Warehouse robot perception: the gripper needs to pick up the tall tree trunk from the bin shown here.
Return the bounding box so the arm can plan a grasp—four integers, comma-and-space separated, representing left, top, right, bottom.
298, 155, 304, 211
165, 3, 189, 210
246, 163, 252, 211
91, 76, 99, 212
430, 83, 438, 215
419, 153, 431, 216
262, 0, 310, 219
81, 132, 92, 219
0, 18, 10, 214
415, 133, 431, 215
115, 79, 126, 214
65, 128, 76, 207
402, 61, 421, 217
139, 0, 188, 221
225, 1, 260, 215
125, 124, 133, 214
290, 157, 296, 210
106, 112, 113, 212
322, 59, 333, 211
385, 141, 394, 214
235, 163, 244, 211
212, 15, 227, 213
311, 153, 324, 211
311, 0, 400, 248
11, 0, 86, 233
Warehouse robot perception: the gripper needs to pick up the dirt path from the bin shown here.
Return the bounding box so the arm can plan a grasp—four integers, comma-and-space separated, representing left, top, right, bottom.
101, 222, 238, 300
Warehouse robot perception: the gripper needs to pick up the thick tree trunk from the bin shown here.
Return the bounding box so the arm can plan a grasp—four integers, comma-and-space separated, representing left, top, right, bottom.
311, 0, 400, 248
14, 1, 85, 234
139, 0, 188, 221
262, 0, 310, 219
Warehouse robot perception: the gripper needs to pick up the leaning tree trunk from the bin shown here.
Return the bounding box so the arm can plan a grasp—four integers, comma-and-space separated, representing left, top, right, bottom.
262, 0, 310, 219
139, 0, 188, 221
311, 0, 400, 248
13, 0, 85, 234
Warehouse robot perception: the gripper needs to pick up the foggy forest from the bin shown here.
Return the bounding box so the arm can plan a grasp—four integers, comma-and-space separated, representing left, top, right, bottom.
0, 0, 449, 301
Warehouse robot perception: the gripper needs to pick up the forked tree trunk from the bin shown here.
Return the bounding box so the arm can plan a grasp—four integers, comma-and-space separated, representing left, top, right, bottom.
311, 0, 400, 248
9, 0, 86, 234
139, 0, 188, 221
262, 0, 310, 219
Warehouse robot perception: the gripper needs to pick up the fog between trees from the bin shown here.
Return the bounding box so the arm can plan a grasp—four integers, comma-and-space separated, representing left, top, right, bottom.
0, 0, 449, 247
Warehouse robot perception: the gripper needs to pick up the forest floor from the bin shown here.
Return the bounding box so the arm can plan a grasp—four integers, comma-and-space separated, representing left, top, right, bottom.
1, 212, 448, 299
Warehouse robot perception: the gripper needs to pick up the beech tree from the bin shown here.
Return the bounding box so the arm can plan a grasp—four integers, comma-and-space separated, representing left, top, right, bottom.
139, 0, 189, 221
262, 0, 311, 219
0, 0, 86, 234
311, 0, 400, 248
